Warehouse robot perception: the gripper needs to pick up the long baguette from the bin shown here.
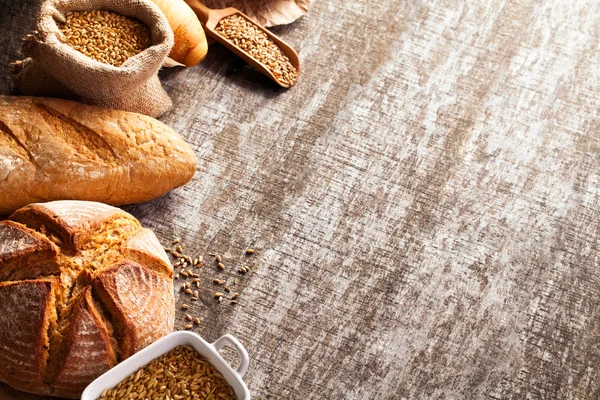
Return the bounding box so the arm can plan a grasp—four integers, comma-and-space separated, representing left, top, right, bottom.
0, 96, 196, 214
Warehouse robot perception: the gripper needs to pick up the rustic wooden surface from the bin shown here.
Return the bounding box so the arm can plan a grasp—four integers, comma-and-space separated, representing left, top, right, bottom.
2, 0, 600, 399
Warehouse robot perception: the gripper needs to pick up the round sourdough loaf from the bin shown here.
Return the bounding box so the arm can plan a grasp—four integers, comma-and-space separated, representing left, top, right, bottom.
0, 200, 174, 398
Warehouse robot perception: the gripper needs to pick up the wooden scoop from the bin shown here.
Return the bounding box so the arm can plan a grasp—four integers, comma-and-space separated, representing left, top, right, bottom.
184, 0, 300, 87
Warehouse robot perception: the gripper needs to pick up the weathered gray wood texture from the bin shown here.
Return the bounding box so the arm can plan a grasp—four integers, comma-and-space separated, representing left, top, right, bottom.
2, 0, 600, 399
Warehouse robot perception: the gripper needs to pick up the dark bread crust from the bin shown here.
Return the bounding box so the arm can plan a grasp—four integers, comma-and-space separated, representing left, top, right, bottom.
10, 201, 139, 251
46, 287, 117, 398
91, 260, 175, 359
0, 278, 57, 395
0, 221, 59, 280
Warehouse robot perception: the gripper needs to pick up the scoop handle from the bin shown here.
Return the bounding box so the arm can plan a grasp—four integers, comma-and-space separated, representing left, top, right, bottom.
184, 0, 211, 24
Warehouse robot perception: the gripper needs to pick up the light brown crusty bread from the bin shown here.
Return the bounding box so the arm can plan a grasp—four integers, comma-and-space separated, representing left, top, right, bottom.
0, 96, 197, 215
0, 200, 174, 398
148, 0, 208, 66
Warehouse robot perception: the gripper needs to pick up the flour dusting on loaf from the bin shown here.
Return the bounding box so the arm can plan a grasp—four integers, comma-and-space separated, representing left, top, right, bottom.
0, 221, 51, 259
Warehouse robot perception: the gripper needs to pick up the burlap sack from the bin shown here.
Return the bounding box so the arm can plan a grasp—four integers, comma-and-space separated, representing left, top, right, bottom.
10, 0, 174, 117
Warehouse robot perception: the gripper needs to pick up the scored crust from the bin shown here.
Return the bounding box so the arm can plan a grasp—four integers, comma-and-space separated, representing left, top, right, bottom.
92, 260, 175, 359
10, 201, 140, 251
0, 278, 58, 395
0, 221, 59, 280
46, 287, 117, 398
123, 228, 174, 278
0, 200, 174, 398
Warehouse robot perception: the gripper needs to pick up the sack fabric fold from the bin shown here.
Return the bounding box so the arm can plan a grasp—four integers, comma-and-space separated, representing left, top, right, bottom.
11, 0, 174, 117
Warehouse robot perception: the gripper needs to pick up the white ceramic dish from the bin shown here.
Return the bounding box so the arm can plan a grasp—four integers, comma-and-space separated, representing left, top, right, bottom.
81, 331, 250, 400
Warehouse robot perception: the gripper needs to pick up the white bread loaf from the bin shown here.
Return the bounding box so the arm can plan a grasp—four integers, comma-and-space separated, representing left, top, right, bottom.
0, 96, 197, 215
